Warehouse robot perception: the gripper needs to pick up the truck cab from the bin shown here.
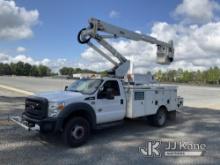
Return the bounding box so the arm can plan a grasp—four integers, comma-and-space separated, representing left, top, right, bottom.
12, 78, 127, 147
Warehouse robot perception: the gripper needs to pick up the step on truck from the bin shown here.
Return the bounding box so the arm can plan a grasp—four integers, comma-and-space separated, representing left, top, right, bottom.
11, 18, 183, 147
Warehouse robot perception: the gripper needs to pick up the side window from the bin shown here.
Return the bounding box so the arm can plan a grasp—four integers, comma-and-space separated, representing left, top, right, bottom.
134, 91, 144, 100
98, 80, 120, 99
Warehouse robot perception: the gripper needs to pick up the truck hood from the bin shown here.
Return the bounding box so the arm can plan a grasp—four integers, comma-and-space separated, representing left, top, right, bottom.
35, 91, 86, 103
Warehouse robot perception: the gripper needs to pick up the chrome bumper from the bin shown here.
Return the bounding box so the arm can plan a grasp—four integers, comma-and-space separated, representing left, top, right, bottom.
10, 116, 40, 131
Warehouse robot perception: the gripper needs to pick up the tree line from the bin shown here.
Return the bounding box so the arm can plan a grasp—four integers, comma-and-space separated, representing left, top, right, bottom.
0, 61, 51, 77
1, 61, 220, 85
59, 67, 96, 75
154, 67, 220, 85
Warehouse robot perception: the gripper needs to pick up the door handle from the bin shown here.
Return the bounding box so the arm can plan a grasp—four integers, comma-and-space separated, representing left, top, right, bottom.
120, 99, 123, 104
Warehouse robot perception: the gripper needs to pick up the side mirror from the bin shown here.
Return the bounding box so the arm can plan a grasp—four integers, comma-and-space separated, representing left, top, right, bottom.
99, 86, 104, 92
64, 85, 68, 91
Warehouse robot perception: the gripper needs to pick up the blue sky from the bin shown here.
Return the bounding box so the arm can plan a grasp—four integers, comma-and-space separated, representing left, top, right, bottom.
1, 0, 179, 61
1, 0, 220, 72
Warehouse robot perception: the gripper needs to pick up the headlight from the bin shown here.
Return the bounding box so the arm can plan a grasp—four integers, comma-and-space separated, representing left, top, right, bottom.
48, 102, 65, 117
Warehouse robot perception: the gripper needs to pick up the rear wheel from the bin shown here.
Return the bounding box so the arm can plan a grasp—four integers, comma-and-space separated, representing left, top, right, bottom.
63, 117, 90, 147
148, 107, 167, 127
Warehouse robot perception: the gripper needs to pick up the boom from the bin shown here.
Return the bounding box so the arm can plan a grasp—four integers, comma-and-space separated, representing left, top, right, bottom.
78, 18, 174, 78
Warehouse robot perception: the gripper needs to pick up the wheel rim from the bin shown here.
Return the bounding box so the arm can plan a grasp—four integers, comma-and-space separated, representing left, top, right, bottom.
158, 111, 166, 125
71, 125, 85, 140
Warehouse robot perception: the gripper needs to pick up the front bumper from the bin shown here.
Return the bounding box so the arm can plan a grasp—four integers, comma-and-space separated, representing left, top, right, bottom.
10, 113, 63, 133
10, 116, 40, 131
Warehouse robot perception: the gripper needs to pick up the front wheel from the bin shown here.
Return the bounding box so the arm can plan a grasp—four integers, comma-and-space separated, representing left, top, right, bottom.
63, 117, 90, 147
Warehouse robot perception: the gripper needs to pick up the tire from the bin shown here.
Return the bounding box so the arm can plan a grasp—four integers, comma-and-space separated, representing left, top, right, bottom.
63, 117, 90, 147
148, 107, 167, 127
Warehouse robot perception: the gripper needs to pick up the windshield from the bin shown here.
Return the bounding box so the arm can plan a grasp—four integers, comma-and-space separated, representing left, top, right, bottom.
66, 79, 103, 94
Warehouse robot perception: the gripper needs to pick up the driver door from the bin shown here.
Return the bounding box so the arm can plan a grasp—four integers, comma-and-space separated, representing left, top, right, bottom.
95, 80, 125, 124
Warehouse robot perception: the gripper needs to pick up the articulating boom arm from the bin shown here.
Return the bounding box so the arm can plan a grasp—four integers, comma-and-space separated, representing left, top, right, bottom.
77, 18, 174, 78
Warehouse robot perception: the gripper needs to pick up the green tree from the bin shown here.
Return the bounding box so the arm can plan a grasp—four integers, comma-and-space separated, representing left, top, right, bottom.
59, 67, 73, 75
15, 61, 25, 75
167, 70, 177, 82
38, 65, 51, 77
30, 65, 39, 76
193, 70, 202, 84
10, 63, 16, 75
23, 63, 32, 76
154, 70, 163, 81
0, 63, 12, 75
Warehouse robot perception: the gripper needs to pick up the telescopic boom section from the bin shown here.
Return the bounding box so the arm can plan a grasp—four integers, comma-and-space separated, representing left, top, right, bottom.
77, 18, 174, 78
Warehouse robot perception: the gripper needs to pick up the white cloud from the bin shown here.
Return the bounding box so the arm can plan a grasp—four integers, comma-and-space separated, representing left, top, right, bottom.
16, 46, 26, 53
0, 52, 68, 72
49, 58, 67, 70
0, 53, 35, 64
41, 58, 50, 66
78, 7, 220, 73
2, 0, 220, 74
13, 54, 34, 64
0, 53, 10, 63
174, 0, 220, 24
75, 0, 220, 73
151, 22, 220, 61
109, 10, 120, 18
0, 0, 39, 40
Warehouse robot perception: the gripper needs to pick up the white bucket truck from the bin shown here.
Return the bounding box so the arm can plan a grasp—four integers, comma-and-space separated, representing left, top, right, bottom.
11, 18, 183, 147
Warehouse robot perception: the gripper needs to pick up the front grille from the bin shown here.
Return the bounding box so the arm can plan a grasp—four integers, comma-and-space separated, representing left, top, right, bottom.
24, 96, 48, 120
